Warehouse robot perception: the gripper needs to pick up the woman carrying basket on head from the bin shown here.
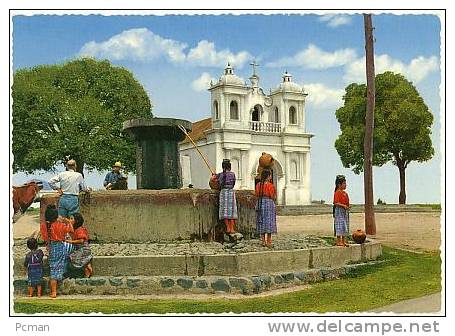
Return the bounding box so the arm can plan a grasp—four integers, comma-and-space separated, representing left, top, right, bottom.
255, 169, 277, 247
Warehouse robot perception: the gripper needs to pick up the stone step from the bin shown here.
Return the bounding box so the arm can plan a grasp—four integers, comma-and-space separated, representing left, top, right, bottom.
14, 241, 382, 277
14, 261, 382, 297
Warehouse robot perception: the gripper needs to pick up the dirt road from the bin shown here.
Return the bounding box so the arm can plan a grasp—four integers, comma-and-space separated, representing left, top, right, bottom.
278, 212, 441, 252
13, 211, 441, 252
12, 213, 40, 239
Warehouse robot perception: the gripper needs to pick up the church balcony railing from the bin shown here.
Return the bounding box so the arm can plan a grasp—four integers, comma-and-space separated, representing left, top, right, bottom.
249, 121, 282, 133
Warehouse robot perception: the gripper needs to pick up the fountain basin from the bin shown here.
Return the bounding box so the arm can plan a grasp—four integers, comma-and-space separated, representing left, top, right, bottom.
40, 189, 257, 243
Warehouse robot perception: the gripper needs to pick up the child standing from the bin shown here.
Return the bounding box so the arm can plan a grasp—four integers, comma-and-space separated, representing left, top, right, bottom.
66, 213, 93, 278
333, 175, 351, 247
255, 169, 277, 247
23, 238, 44, 297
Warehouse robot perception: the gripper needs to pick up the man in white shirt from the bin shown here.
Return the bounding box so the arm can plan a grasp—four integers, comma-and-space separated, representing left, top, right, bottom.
48, 159, 89, 217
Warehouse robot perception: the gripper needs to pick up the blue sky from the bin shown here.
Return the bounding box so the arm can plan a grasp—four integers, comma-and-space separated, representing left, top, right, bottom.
11, 13, 443, 204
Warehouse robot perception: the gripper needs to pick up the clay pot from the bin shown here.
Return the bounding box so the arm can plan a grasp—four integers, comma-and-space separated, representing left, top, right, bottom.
352, 229, 367, 244
259, 152, 274, 168
209, 175, 220, 190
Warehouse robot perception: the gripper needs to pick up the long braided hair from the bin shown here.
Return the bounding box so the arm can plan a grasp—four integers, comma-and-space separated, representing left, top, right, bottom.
333, 174, 346, 219
44, 205, 58, 245
257, 169, 271, 220
335, 175, 346, 192
221, 159, 231, 189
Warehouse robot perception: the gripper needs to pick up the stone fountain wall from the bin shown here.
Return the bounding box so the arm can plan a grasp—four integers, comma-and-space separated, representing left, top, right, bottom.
40, 189, 257, 243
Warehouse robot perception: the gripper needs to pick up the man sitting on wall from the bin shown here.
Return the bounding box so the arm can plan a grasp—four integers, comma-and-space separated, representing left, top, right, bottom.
104, 162, 127, 190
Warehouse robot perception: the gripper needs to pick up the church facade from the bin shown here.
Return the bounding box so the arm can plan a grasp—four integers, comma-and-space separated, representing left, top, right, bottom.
179, 63, 314, 205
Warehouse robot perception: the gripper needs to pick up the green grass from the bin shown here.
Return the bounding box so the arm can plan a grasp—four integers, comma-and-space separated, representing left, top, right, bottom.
14, 247, 441, 314
414, 204, 442, 210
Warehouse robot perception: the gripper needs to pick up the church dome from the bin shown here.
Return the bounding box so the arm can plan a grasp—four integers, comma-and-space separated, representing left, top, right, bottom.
273, 71, 304, 93
218, 63, 245, 86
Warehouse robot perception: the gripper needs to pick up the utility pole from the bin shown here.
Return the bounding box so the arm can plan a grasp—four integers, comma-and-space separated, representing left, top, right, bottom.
364, 14, 376, 235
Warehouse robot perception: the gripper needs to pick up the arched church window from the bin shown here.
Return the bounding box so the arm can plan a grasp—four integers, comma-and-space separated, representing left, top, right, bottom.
274, 107, 279, 123
213, 100, 219, 120
252, 104, 262, 122
230, 100, 239, 120
291, 160, 299, 180
289, 106, 297, 125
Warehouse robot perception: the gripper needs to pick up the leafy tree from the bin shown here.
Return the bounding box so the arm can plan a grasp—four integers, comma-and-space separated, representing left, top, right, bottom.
12, 58, 152, 175
335, 72, 434, 204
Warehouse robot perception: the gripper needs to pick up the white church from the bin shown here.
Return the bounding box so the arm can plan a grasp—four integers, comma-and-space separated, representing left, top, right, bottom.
179, 63, 314, 206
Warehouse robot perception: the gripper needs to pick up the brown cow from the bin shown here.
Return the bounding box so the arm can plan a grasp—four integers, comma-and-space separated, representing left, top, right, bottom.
12, 182, 42, 220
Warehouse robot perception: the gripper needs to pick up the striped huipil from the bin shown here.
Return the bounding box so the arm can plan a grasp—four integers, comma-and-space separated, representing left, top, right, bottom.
217, 171, 238, 220
333, 189, 350, 236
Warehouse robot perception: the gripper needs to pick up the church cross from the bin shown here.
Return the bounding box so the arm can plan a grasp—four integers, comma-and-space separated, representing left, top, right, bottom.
250, 59, 260, 76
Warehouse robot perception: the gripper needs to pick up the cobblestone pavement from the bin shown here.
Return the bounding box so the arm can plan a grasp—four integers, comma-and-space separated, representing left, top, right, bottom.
13, 234, 332, 257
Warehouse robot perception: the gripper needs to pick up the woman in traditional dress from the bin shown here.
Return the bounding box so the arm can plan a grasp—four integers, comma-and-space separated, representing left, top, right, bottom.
66, 213, 93, 278
210, 159, 238, 234
255, 169, 277, 247
333, 175, 351, 247
41, 205, 74, 298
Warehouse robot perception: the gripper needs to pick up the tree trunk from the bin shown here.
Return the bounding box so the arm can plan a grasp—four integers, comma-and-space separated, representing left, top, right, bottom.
363, 14, 376, 235
75, 160, 85, 178
398, 164, 407, 204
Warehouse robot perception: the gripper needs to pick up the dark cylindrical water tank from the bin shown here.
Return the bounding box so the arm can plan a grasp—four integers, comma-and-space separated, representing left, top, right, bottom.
123, 118, 192, 189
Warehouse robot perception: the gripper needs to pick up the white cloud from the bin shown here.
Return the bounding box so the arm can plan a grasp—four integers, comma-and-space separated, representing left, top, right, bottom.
343, 54, 439, 84
267, 44, 357, 70
407, 56, 440, 82
79, 28, 187, 63
191, 72, 216, 92
305, 83, 344, 108
319, 14, 352, 27
187, 40, 252, 68
79, 28, 252, 68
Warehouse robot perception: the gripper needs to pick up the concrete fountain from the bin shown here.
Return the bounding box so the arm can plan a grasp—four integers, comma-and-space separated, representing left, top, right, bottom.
38, 117, 257, 242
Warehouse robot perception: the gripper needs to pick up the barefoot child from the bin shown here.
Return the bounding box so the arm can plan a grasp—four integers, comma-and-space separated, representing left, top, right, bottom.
23, 238, 44, 297
333, 175, 351, 247
66, 213, 93, 278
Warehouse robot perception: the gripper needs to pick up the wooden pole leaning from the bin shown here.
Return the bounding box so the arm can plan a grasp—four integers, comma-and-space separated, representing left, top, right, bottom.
178, 124, 216, 175
178, 124, 219, 242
